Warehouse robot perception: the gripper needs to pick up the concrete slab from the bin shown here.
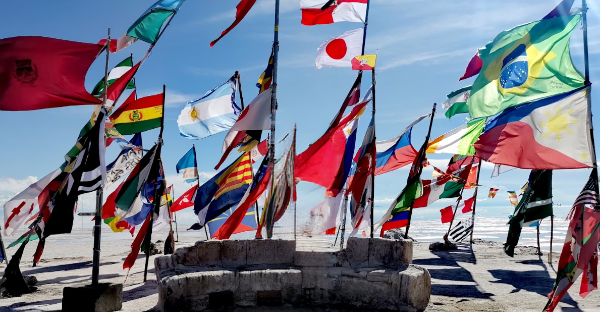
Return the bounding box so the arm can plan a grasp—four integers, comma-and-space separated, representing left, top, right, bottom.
62, 283, 122, 312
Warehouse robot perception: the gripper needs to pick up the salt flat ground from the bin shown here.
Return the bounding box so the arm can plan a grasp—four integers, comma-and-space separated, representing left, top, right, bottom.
0, 234, 599, 312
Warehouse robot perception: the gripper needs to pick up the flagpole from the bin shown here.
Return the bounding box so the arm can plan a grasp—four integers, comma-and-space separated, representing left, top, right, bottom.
370, 68, 376, 238
469, 158, 483, 244
548, 214, 554, 263
405, 103, 436, 239
91, 28, 110, 287
340, 192, 349, 250
173, 184, 179, 242
236, 71, 245, 109
265, 0, 280, 239
192, 144, 210, 240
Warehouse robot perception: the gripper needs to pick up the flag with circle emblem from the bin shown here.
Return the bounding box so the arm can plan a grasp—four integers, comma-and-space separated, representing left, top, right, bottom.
467, 14, 584, 119
315, 28, 363, 69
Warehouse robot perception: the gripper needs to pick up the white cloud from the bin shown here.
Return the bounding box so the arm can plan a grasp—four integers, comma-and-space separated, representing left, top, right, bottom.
0, 176, 38, 196
374, 198, 394, 204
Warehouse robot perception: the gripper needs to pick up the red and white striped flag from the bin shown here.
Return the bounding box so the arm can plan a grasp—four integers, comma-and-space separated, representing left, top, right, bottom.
301, 0, 367, 26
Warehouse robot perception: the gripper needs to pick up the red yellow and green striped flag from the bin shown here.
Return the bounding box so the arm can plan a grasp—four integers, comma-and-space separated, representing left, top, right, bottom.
110, 93, 163, 135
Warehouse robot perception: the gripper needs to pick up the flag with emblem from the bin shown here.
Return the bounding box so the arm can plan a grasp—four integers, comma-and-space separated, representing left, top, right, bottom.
352, 54, 377, 70
171, 185, 198, 212
467, 14, 584, 119
315, 28, 363, 69
105, 133, 143, 187
194, 153, 253, 227
176, 146, 199, 183
178, 77, 240, 139
504, 170, 553, 257
443, 86, 471, 119
91, 56, 135, 97
474, 87, 594, 169
110, 93, 163, 135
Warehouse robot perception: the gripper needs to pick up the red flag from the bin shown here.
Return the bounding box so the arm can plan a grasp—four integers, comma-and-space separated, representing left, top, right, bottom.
210, 0, 257, 47
461, 197, 475, 213
458, 52, 483, 81
103, 181, 124, 219
170, 185, 198, 212
98, 39, 118, 53
105, 61, 142, 108
215, 131, 247, 169
123, 214, 151, 270
0, 36, 103, 111
440, 206, 454, 223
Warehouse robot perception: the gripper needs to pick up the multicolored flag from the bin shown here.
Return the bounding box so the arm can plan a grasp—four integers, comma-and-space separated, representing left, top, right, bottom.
413, 165, 471, 208
315, 28, 364, 69
544, 169, 600, 311
114, 145, 159, 215
352, 54, 376, 70
227, 87, 272, 132
374, 114, 429, 175
427, 119, 486, 156
348, 116, 375, 234
0, 36, 103, 111
210, 0, 256, 47
178, 78, 240, 139
505, 170, 553, 257
194, 153, 252, 227
474, 87, 594, 169
257, 50, 274, 94
507, 191, 518, 206
91, 56, 135, 97
459, 196, 476, 213
105, 133, 143, 187
250, 138, 269, 163
442, 86, 471, 119
102, 181, 135, 235
467, 14, 584, 119
176, 146, 199, 183
488, 188, 499, 198
300, 0, 367, 26
110, 93, 163, 135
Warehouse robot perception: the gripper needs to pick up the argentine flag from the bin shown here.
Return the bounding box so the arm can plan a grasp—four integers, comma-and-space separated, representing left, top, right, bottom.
178, 78, 241, 139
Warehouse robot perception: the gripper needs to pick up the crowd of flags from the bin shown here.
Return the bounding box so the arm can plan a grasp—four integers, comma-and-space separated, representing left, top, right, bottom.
0, 0, 598, 310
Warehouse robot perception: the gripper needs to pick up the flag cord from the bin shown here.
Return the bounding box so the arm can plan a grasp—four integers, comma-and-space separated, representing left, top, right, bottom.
405, 103, 437, 239
469, 158, 483, 244
91, 28, 111, 287
266, 0, 280, 239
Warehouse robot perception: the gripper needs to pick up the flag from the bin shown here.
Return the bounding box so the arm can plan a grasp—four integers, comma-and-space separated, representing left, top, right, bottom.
250, 138, 268, 163
467, 14, 584, 119
459, 196, 475, 213
91, 56, 135, 97
110, 0, 186, 52
492, 164, 516, 177
315, 28, 364, 69
413, 165, 471, 208
102, 181, 135, 235
170, 185, 198, 212
7, 229, 38, 249
457, 0, 575, 81
0, 235, 32, 296
327, 72, 363, 133
227, 88, 272, 132
352, 54, 376, 70
295, 102, 368, 190
176, 146, 199, 183
474, 87, 594, 169
114, 145, 159, 216
105, 133, 143, 187
42, 111, 107, 238
507, 191, 518, 206
520, 182, 529, 195
449, 217, 474, 242
488, 188, 499, 198
427, 119, 486, 156
178, 78, 241, 139
504, 170, 553, 257
212, 156, 271, 240
440, 206, 454, 223
123, 214, 151, 270
348, 116, 375, 232
216, 130, 248, 170
208, 205, 256, 239
257, 50, 274, 94
194, 153, 252, 227
0, 36, 103, 111
380, 210, 411, 236
210, 0, 257, 47
300, 0, 367, 26
464, 164, 479, 189
110, 93, 163, 135
104, 62, 143, 108
3, 168, 62, 236
544, 169, 600, 311
443, 86, 471, 119
374, 114, 429, 175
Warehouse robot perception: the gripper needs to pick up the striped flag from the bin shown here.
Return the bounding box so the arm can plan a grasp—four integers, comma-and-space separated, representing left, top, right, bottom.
507, 191, 518, 206
91, 56, 135, 97
488, 188, 499, 198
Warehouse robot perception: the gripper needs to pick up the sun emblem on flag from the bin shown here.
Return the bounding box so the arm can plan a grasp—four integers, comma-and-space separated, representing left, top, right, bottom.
189, 107, 199, 120
539, 106, 578, 142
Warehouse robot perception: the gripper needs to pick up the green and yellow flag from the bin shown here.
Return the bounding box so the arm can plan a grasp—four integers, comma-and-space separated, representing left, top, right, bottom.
467, 14, 584, 119
109, 93, 163, 135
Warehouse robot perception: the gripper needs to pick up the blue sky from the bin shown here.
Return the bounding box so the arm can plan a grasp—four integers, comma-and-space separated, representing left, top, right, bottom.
1, 0, 600, 229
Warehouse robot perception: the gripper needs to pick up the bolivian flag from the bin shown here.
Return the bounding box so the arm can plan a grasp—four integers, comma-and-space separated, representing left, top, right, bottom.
110, 93, 163, 135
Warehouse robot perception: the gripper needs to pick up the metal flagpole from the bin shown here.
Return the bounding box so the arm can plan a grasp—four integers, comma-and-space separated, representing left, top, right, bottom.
370, 68, 376, 238
265, 0, 280, 239
405, 103, 436, 239
548, 214, 554, 263
469, 159, 483, 244
340, 192, 349, 250
91, 28, 110, 287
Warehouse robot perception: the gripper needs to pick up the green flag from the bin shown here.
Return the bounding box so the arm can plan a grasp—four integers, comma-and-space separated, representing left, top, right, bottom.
91, 56, 135, 97
443, 86, 471, 119
467, 14, 584, 119
504, 170, 553, 257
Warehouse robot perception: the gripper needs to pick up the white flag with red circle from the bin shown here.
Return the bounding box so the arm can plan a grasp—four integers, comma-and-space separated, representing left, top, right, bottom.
315, 28, 364, 69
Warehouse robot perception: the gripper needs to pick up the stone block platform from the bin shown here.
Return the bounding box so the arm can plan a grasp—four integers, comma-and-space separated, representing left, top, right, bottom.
155, 237, 430, 311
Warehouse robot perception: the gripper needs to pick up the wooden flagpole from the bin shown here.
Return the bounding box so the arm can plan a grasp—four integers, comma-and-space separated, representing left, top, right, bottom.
265, 0, 280, 239
469, 158, 483, 244
91, 28, 110, 287
405, 103, 436, 239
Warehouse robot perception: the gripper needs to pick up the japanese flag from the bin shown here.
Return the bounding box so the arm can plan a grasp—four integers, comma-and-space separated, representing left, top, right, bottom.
315, 28, 364, 69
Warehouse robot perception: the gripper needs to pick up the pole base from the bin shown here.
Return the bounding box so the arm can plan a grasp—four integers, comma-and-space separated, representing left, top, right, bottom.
62, 283, 122, 312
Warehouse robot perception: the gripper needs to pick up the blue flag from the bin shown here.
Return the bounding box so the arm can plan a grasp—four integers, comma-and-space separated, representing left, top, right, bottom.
176, 146, 198, 183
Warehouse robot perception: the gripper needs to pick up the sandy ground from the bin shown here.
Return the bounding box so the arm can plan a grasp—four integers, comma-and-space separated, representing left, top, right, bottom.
0, 235, 599, 312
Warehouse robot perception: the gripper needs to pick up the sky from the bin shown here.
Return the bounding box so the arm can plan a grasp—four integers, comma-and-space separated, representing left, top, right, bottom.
1, 0, 600, 232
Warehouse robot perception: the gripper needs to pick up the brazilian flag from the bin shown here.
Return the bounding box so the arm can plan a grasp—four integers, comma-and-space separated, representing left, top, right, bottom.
468, 14, 584, 119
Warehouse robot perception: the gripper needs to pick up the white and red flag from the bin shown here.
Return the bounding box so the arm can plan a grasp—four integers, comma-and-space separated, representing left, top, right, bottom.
315, 28, 364, 69
301, 0, 367, 26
